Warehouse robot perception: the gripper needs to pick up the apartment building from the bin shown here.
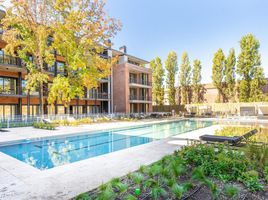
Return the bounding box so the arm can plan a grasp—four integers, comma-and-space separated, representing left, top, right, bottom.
112, 46, 152, 113
0, 10, 152, 117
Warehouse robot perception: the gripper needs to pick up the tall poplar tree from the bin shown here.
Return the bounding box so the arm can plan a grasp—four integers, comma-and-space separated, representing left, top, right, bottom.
192, 59, 202, 103
212, 49, 225, 103
249, 66, 266, 101
179, 52, 191, 104
237, 34, 265, 102
165, 51, 178, 105
150, 57, 164, 105
224, 48, 236, 102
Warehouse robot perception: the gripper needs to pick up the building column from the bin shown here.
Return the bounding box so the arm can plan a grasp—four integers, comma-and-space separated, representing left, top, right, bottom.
76, 98, 79, 115
108, 76, 111, 114
17, 72, 22, 116
54, 101, 58, 115
27, 92, 30, 116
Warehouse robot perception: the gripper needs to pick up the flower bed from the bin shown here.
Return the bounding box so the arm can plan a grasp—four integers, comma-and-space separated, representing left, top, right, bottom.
74, 143, 268, 200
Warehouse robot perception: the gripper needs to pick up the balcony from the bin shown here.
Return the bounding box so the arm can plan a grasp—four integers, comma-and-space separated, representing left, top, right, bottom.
129, 78, 151, 87
129, 95, 152, 102
97, 93, 110, 100
0, 86, 39, 97
0, 54, 22, 67
84, 92, 110, 100
0, 87, 18, 96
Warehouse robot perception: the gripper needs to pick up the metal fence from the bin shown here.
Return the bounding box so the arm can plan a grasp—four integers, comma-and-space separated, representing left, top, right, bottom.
0, 112, 171, 128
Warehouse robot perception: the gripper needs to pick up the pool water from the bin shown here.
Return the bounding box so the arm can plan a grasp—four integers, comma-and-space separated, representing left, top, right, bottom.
0, 120, 213, 170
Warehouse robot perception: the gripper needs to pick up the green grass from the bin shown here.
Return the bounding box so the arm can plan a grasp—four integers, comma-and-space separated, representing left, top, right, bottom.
215, 126, 268, 143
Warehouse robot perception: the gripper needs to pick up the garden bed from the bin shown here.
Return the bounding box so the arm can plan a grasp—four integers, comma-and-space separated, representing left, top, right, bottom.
74, 143, 268, 200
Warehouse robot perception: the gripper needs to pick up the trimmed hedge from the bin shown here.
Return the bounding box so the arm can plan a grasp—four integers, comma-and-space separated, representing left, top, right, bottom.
33, 122, 57, 130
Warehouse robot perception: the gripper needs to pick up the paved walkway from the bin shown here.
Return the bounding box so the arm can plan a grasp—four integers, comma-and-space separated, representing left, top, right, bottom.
0, 119, 219, 200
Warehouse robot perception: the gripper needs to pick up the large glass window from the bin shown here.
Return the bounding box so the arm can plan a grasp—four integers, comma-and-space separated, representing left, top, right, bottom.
57, 106, 65, 114
129, 73, 137, 83
0, 77, 17, 95
141, 73, 148, 85
57, 61, 65, 74
22, 80, 39, 96
87, 88, 97, 99
0, 105, 17, 118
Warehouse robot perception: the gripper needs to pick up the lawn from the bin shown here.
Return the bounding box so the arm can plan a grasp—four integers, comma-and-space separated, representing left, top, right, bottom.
215, 126, 268, 143
74, 143, 268, 200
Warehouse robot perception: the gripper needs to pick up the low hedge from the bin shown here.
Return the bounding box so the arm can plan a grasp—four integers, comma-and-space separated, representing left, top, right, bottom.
33, 122, 57, 130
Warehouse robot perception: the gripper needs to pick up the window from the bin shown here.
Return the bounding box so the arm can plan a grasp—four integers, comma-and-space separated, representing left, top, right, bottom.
0, 105, 17, 118
141, 73, 148, 85
22, 80, 39, 95
87, 88, 97, 99
57, 61, 65, 74
129, 73, 137, 83
0, 77, 17, 95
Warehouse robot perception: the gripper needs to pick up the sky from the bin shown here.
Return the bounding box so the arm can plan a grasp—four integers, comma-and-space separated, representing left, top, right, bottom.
105, 0, 268, 84
2, 0, 268, 84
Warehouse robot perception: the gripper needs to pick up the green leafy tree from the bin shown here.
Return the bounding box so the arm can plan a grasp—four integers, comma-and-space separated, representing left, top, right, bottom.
179, 52, 191, 104
224, 48, 236, 102
150, 57, 164, 105
165, 51, 178, 105
48, 0, 121, 110
2, 0, 55, 116
192, 59, 202, 103
237, 34, 265, 102
249, 67, 266, 101
212, 49, 225, 102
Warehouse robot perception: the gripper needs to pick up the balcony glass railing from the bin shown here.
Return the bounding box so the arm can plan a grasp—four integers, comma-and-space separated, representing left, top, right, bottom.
85, 92, 110, 100
129, 95, 151, 101
129, 78, 151, 86
0, 86, 40, 96
0, 54, 21, 66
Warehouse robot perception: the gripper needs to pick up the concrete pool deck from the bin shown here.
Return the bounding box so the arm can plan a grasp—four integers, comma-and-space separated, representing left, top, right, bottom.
0, 119, 219, 200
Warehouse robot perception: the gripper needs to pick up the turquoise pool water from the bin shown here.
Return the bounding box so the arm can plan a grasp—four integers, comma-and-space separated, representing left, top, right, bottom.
0, 119, 213, 170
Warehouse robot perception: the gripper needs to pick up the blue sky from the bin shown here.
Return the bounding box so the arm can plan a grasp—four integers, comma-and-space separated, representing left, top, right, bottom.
105, 0, 268, 84
3, 0, 268, 84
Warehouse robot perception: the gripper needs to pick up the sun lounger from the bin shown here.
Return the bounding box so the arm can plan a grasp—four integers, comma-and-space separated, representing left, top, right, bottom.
199, 129, 258, 145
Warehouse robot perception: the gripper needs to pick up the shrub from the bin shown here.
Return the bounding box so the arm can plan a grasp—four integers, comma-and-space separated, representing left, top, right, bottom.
75, 193, 90, 200
239, 170, 263, 192
264, 167, 268, 183
223, 184, 239, 198
33, 122, 56, 130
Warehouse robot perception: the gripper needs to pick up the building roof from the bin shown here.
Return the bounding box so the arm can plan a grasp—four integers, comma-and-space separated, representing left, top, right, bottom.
111, 48, 149, 65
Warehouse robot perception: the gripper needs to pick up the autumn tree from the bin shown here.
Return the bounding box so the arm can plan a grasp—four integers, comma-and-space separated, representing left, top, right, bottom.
192, 59, 202, 103
224, 48, 236, 102
47, 0, 121, 111
179, 52, 191, 104
237, 34, 265, 102
150, 57, 164, 105
212, 49, 225, 102
165, 51, 178, 105
2, 0, 55, 116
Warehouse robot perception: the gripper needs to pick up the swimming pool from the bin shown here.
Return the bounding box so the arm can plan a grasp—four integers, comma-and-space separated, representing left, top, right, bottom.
0, 119, 213, 170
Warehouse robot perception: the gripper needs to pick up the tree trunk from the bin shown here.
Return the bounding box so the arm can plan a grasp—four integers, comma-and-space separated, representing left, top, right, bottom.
39, 82, 44, 118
